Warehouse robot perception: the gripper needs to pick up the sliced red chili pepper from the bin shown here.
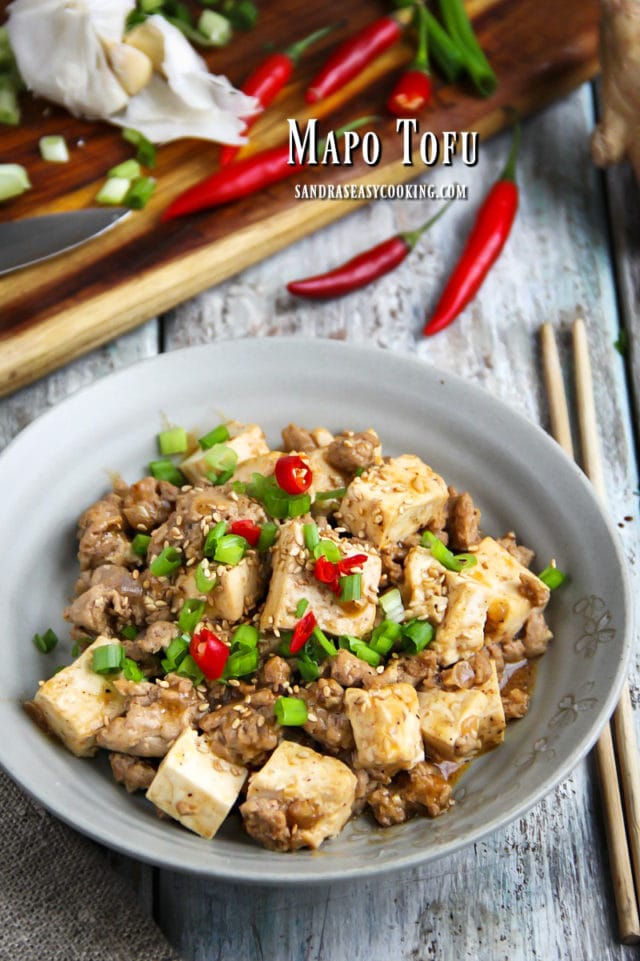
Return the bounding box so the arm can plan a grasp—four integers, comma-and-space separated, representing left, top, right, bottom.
387, 6, 431, 118
275, 454, 312, 495
337, 553, 368, 574
189, 628, 229, 680
313, 556, 341, 595
290, 610, 317, 654
423, 123, 520, 337
229, 519, 261, 547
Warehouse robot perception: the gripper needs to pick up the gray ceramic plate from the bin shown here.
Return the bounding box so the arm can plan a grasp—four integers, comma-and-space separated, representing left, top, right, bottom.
0, 338, 631, 883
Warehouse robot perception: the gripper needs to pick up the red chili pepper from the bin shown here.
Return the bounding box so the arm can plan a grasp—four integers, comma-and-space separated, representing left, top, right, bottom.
220, 23, 340, 166
337, 553, 368, 574
305, 10, 410, 104
274, 454, 312, 494
189, 628, 229, 680
387, 5, 431, 117
229, 519, 261, 547
290, 610, 317, 654
423, 124, 520, 336
287, 201, 451, 299
313, 556, 341, 595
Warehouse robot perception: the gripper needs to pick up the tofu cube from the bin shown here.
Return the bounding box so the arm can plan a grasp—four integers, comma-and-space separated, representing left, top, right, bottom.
232, 448, 348, 508
233, 451, 282, 483
180, 421, 269, 484
146, 727, 247, 839
344, 683, 424, 774
30, 637, 127, 757
465, 537, 550, 643
404, 546, 449, 625
431, 574, 488, 667
417, 661, 505, 761
241, 740, 356, 849
259, 520, 381, 638
177, 552, 266, 624
337, 455, 448, 549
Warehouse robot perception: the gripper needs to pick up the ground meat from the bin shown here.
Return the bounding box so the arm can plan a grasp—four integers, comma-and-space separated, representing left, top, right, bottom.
128, 620, 176, 655
367, 762, 453, 826
329, 650, 377, 688
300, 678, 354, 754
205, 679, 255, 710
77, 492, 135, 571
486, 642, 505, 679
281, 423, 317, 453
65, 564, 147, 636
199, 688, 280, 766
522, 612, 553, 657
257, 656, 292, 694
498, 532, 535, 568
502, 638, 526, 663
440, 659, 476, 690
109, 753, 157, 792
352, 768, 371, 815
364, 650, 438, 690
469, 649, 493, 685
240, 796, 322, 852
325, 429, 380, 474
502, 687, 530, 719
121, 477, 178, 532
519, 572, 550, 607
96, 674, 202, 756
446, 489, 481, 551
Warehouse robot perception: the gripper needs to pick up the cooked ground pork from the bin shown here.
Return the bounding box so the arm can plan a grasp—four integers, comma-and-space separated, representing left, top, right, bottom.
364, 650, 438, 690
300, 678, 354, 754
329, 649, 376, 688
326, 429, 380, 474
446, 489, 481, 551
522, 612, 553, 657
502, 687, 530, 719
257, 656, 292, 693
77, 493, 135, 571
367, 762, 453, 825
109, 753, 157, 792
65, 564, 146, 636
498, 531, 535, 568
281, 423, 317, 453
199, 688, 280, 767
121, 477, 178, 532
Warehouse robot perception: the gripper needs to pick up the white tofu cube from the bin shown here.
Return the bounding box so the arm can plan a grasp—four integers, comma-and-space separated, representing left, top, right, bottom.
241, 740, 356, 849
337, 455, 448, 548
233, 451, 282, 483
417, 661, 505, 761
146, 727, 247, 839
344, 683, 424, 774
180, 422, 270, 484
403, 546, 449, 625
177, 552, 266, 624
465, 537, 550, 643
431, 574, 488, 667
259, 520, 381, 638
31, 637, 127, 757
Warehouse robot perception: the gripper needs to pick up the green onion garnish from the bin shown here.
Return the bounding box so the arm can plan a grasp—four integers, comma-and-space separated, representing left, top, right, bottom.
224, 0, 259, 30
158, 426, 188, 456
379, 588, 404, 623
274, 696, 308, 726
92, 643, 124, 674
303, 523, 320, 552
420, 531, 478, 572
313, 540, 342, 564
174, 654, 205, 686
538, 565, 567, 590
204, 444, 238, 483
312, 625, 337, 657
178, 598, 206, 634
108, 158, 142, 180
124, 175, 156, 210
121, 624, 138, 640
198, 9, 232, 44
139, 0, 164, 11
231, 624, 259, 650
296, 653, 320, 682
257, 521, 278, 552
0, 73, 20, 126
370, 619, 402, 655
122, 127, 156, 167
401, 619, 434, 654
339, 573, 362, 603
354, 467, 365, 477
195, 560, 217, 594
122, 657, 145, 682
95, 176, 130, 206
207, 469, 234, 486
0, 163, 31, 201
161, 635, 190, 673
232, 481, 247, 495
276, 631, 293, 657
214, 533, 247, 566
199, 423, 230, 449
149, 459, 185, 486
204, 520, 228, 558
225, 647, 259, 678
249, 473, 311, 519
131, 533, 151, 557
32, 628, 58, 654
39, 135, 69, 163
295, 598, 309, 618
149, 546, 182, 577
314, 487, 347, 502
71, 642, 82, 658
339, 635, 381, 667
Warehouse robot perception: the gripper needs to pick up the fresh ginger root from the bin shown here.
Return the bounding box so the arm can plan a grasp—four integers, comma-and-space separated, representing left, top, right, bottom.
592, 0, 640, 180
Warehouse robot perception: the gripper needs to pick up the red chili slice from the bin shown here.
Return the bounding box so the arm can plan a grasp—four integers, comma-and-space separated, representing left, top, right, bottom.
313, 556, 341, 595
290, 610, 317, 653
189, 628, 229, 680
230, 519, 261, 547
337, 553, 368, 574
274, 454, 312, 494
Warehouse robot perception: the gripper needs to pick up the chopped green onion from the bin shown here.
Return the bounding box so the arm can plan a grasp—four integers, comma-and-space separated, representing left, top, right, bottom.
370, 619, 402, 655
295, 598, 309, 618
214, 534, 246, 566
296, 652, 320, 681
339, 573, 362, 603
0, 27, 14, 70
39, 135, 69, 163
420, 531, 477, 572
149, 546, 182, 576
139, 0, 164, 11
108, 159, 142, 180
32, 628, 58, 654
199, 424, 230, 449
131, 533, 151, 557
161, 635, 190, 673
274, 696, 308, 726
249, 473, 312, 519
379, 588, 404, 623
195, 561, 217, 594
149, 458, 185, 486
178, 598, 206, 634
224, 0, 259, 30
232, 624, 260, 650
538, 565, 567, 590
339, 635, 381, 667
276, 631, 293, 657
204, 444, 238, 482
354, 466, 365, 477
313, 539, 342, 563
122, 128, 156, 167
314, 487, 347, 502
92, 643, 124, 674
71, 642, 82, 658
401, 619, 434, 654
122, 657, 145, 682
158, 426, 188, 456
303, 523, 320, 552
225, 647, 259, 678
174, 654, 205, 686
257, 521, 278, 552
95, 176, 130, 206
206, 469, 234, 486
0, 163, 31, 202
121, 624, 138, 640
203, 520, 228, 558
312, 625, 337, 657
124, 175, 156, 210
232, 481, 247, 495
0, 74, 20, 126
198, 9, 232, 44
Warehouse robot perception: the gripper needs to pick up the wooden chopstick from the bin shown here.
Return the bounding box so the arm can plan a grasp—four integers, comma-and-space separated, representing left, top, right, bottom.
541, 320, 640, 944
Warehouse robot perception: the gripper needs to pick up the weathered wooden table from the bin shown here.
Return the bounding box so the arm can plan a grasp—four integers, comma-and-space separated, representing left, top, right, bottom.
2, 82, 639, 960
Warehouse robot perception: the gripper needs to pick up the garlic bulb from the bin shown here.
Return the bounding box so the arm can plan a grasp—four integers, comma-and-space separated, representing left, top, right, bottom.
6, 0, 257, 144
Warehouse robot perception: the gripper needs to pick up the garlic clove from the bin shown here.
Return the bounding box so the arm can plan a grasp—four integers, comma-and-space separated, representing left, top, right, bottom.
124, 22, 165, 73
104, 40, 153, 97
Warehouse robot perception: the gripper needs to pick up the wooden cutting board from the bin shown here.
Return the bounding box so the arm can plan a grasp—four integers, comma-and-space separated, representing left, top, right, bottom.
0, 0, 599, 396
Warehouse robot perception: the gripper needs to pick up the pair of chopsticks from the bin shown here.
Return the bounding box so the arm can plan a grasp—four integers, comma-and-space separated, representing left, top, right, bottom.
541, 319, 640, 944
